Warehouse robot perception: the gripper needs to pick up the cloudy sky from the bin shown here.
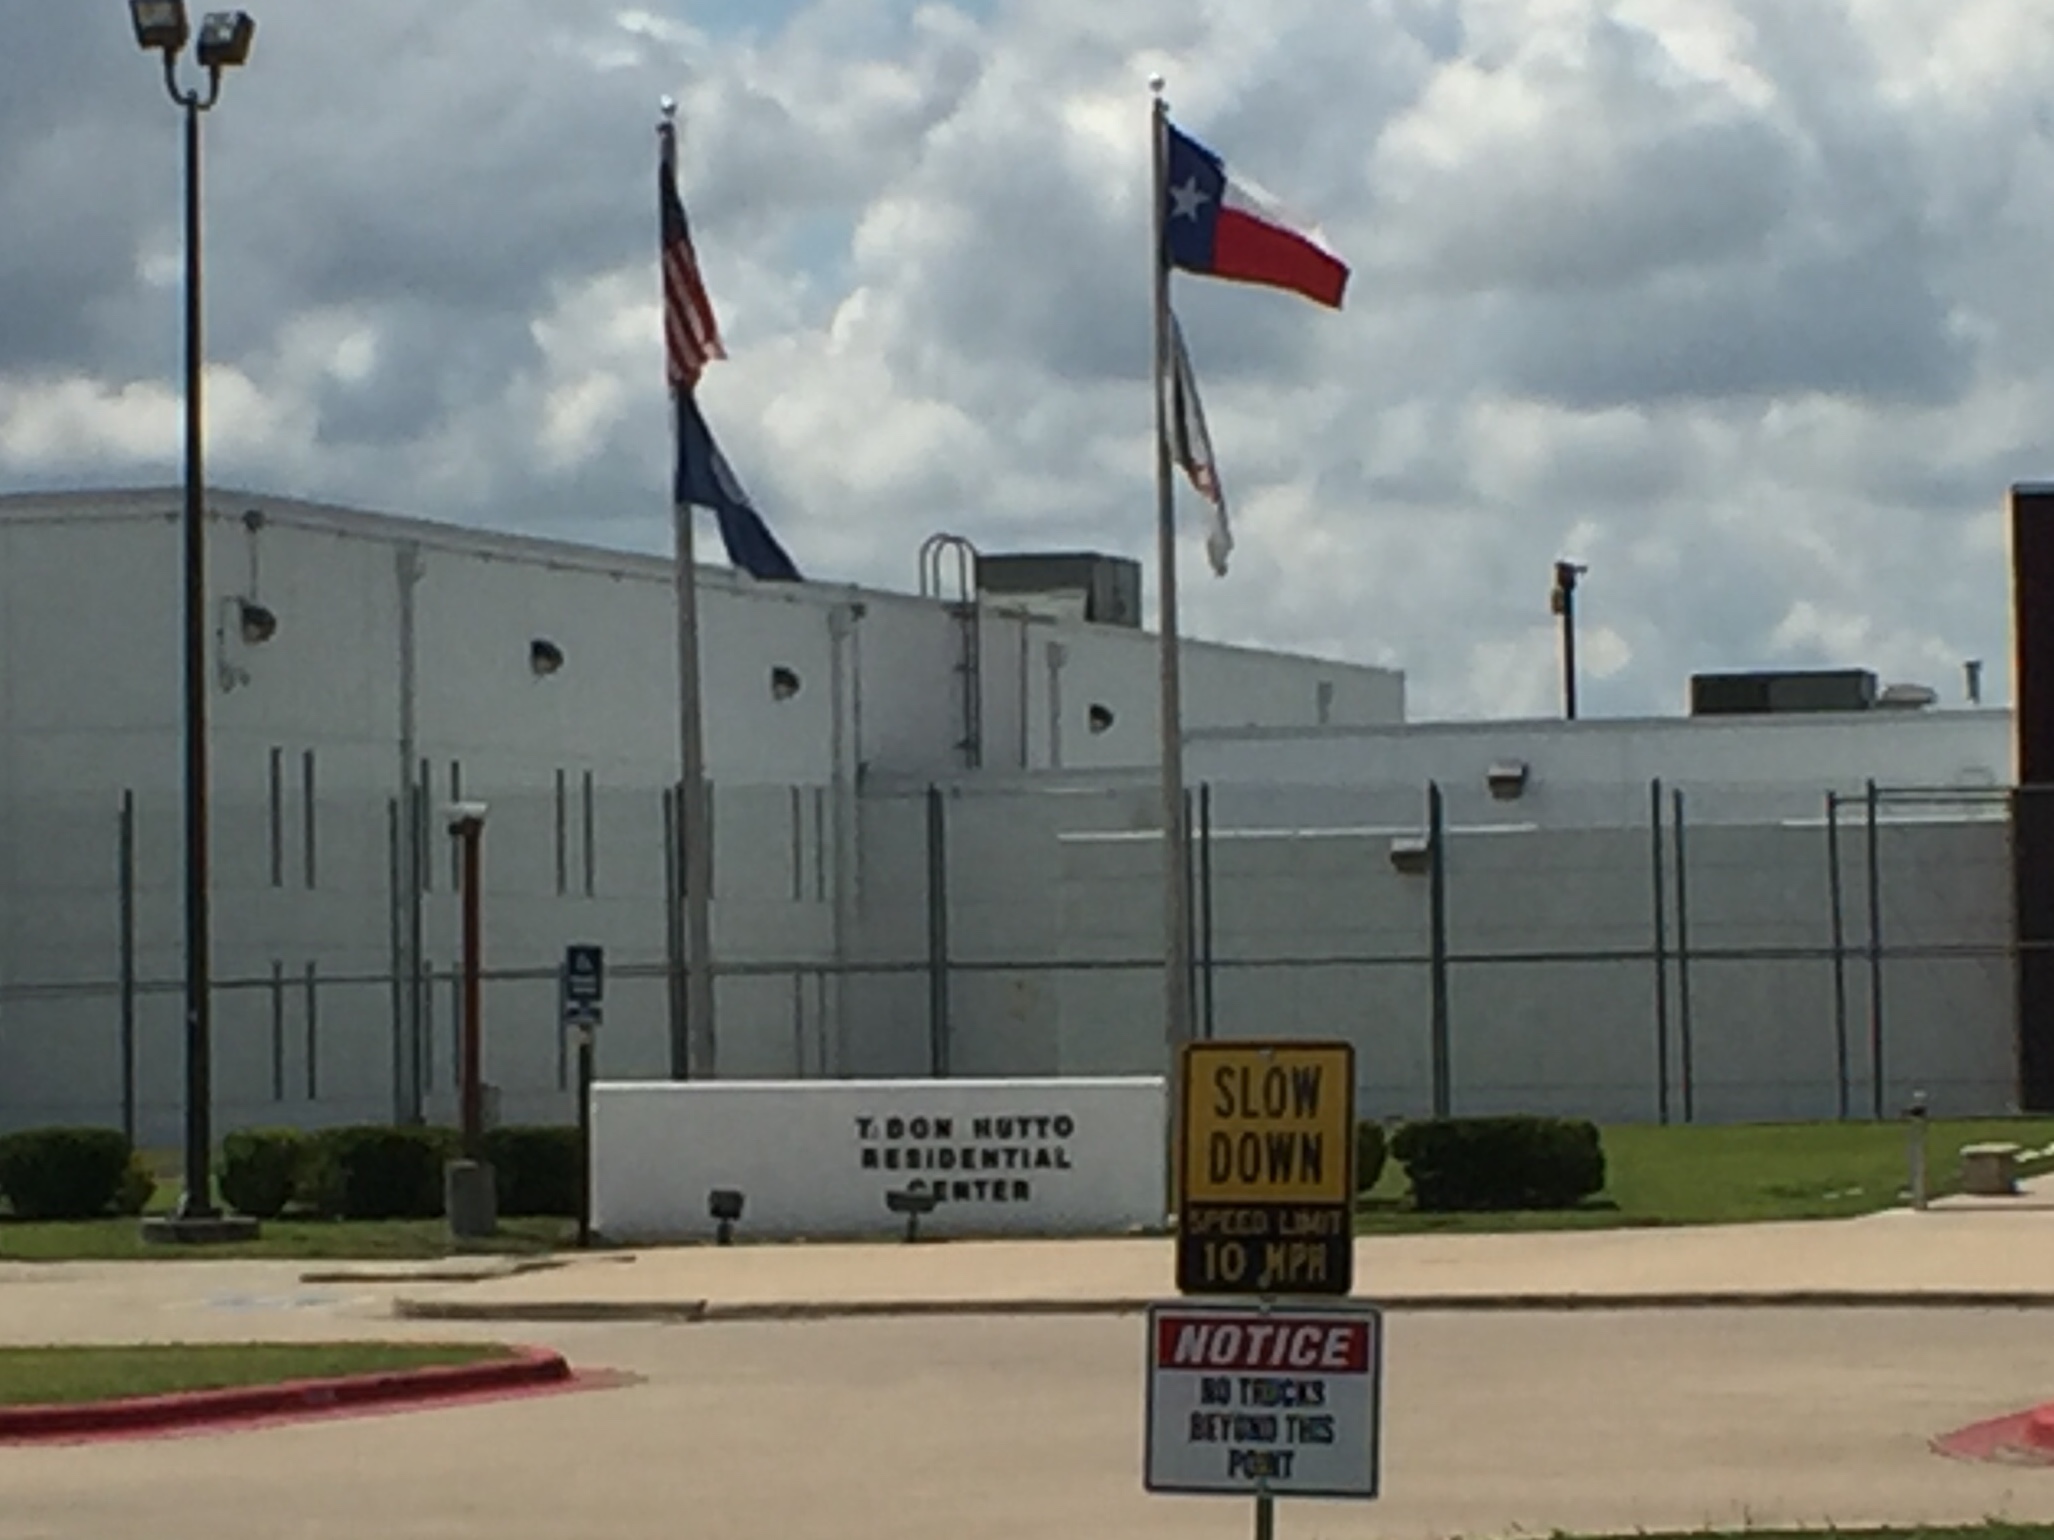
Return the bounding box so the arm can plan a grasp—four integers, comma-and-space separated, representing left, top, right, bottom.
2, 0, 2047, 719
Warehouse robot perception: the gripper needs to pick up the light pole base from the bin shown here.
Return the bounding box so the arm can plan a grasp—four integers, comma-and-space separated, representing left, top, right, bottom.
445, 1160, 498, 1242
140, 1213, 262, 1246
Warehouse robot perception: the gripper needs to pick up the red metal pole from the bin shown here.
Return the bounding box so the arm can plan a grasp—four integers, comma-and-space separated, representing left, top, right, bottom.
460, 819, 483, 1159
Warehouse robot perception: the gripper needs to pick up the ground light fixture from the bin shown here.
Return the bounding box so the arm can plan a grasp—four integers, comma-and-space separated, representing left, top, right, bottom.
709, 1188, 745, 1245
886, 1186, 938, 1244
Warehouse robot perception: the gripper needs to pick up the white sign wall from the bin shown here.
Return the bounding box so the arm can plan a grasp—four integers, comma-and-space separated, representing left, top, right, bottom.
590, 1077, 1168, 1241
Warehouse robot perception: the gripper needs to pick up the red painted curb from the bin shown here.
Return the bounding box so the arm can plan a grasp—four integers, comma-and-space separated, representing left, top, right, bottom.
0, 1346, 571, 1442
2028, 1404, 2054, 1450
1933, 1402, 2054, 1464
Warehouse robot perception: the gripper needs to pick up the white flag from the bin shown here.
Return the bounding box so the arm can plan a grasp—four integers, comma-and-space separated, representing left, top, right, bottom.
1168, 310, 1232, 577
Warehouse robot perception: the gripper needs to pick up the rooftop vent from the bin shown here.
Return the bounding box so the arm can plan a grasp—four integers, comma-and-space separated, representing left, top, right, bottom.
974, 552, 1142, 629
1688, 668, 1878, 717
1876, 682, 1939, 710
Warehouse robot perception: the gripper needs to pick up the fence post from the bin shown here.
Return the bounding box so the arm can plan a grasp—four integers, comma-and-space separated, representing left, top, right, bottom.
1672, 788, 1696, 1124
1428, 781, 1452, 1119
1198, 783, 1216, 1041
269, 960, 285, 1103
1650, 778, 1670, 1126
118, 789, 138, 1146
926, 784, 951, 1077
1825, 791, 1851, 1120
1865, 777, 1885, 1120
408, 767, 431, 1119
387, 795, 409, 1123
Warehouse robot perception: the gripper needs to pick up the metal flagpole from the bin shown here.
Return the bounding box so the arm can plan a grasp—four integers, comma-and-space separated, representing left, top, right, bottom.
1152, 78, 1196, 1067
664, 96, 718, 1080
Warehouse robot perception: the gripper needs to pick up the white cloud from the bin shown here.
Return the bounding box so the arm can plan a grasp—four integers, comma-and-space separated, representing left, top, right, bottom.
1, 0, 2046, 721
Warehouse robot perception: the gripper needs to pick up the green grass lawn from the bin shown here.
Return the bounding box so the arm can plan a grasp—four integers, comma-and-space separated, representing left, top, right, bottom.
0, 1342, 514, 1406
0, 1154, 576, 1262
1352, 1116, 2054, 1234
8, 1119, 2054, 1259
0, 1210, 573, 1263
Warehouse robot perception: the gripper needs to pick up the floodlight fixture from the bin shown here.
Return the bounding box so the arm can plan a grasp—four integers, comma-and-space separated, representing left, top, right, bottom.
709, 1188, 745, 1245
130, 0, 190, 54
195, 9, 255, 68
885, 1186, 939, 1244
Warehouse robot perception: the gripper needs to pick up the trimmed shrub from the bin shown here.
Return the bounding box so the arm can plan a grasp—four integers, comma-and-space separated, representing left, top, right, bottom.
219, 1128, 310, 1219
113, 1152, 157, 1217
0, 1127, 134, 1220
301, 1126, 458, 1220
1390, 1116, 1606, 1213
1353, 1121, 1388, 1197
484, 1126, 582, 1217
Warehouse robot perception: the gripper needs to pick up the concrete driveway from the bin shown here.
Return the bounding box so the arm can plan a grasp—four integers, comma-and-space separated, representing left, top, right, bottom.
3, 1307, 2053, 1540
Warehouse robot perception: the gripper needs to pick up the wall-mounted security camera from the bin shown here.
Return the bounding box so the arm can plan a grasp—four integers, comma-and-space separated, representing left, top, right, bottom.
530, 638, 565, 677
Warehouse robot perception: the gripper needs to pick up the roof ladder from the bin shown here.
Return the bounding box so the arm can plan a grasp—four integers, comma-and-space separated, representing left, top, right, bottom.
919, 534, 983, 771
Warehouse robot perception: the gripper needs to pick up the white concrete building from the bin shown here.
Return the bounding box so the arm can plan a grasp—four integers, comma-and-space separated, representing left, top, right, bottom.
0, 487, 2021, 1141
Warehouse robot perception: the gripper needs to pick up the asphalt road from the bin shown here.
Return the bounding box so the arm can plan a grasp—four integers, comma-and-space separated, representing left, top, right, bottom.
4, 1308, 2054, 1539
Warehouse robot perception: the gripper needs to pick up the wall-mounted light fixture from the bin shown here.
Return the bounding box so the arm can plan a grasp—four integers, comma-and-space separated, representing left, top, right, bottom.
530, 639, 565, 677
1388, 834, 1431, 875
237, 598, 277, 645
1486, 760, 1529, 800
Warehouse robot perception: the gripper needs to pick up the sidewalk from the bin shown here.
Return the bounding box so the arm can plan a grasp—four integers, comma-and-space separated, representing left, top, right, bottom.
390, 1194, 2054, 1324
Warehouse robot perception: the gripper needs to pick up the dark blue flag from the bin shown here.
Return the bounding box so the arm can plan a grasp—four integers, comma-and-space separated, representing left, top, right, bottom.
674, 391, 802, 582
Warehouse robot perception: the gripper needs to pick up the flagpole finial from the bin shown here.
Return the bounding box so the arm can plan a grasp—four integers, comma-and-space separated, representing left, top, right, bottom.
1148, 73, 1165, 97
660, 94, 678, 122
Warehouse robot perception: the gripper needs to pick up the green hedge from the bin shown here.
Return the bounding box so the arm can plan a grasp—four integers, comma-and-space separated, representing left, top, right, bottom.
219, 1128, 310, 1219
301, 1126, 458, 1220
1353, 1121, 1388, 1196
0, 1127, 135, 1219
1390, 1116, 1606, 1212
114, 1152, 157, 1216
484, 1126, 581, 1217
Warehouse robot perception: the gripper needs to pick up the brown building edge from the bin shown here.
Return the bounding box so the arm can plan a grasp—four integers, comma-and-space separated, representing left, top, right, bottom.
2011, 485, 2054, 1111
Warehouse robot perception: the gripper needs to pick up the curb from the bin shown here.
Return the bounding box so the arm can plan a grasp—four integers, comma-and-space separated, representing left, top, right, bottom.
298, 1258, 567, 1286
387, 1289, 2054, 1326
396, 1299, 710, 1324
0, 1345, 571, 1442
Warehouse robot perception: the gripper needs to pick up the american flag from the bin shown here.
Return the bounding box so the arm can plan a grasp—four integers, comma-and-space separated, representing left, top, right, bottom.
1168, 308, 1233, 577
659, 115, 725, 392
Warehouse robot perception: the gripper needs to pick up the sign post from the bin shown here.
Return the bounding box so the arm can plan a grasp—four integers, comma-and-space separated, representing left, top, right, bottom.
1153, 1039, 1372, 1535
563, 945, 604, 1249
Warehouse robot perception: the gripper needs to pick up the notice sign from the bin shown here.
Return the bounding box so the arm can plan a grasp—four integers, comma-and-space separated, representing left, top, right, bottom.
1144, 1302, 1382, 1498
1177, 1040, 1355, 1296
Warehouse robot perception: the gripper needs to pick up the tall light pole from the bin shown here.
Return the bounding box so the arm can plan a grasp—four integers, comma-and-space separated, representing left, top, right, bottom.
1551, 558, 1586, 722
130, 3, 257, 1239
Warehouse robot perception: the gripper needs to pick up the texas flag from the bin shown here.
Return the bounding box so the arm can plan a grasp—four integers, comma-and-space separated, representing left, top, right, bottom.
1162, 123, 1349, 309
